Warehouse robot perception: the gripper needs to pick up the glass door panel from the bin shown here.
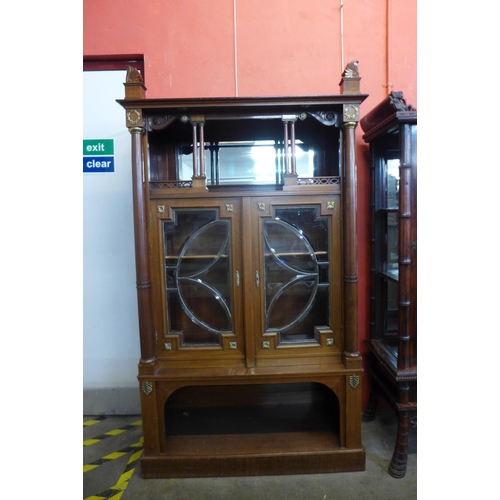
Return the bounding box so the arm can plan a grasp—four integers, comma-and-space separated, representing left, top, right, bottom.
262, 206, 330, 345
372, 138, 402, 345
163, 210, 233, 345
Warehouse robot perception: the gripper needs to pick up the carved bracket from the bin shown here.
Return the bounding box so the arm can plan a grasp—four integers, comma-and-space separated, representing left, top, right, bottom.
148, 114, 178, 131
308, 111, 339, 127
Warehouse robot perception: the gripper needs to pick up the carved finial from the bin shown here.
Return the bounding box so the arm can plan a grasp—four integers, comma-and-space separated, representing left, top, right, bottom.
388, 91, 416, 111
339, 60, 361, 94
342, 61, 359, 78
124, 66, 146, 99
126, 66, 144, 84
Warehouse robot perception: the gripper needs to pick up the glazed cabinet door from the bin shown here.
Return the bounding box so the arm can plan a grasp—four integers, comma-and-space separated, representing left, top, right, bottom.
247, 195, 343, 367
150, 198, 245, 367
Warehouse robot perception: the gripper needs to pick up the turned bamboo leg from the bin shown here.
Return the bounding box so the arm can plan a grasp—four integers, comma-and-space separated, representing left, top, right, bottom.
389, 409, 409, 478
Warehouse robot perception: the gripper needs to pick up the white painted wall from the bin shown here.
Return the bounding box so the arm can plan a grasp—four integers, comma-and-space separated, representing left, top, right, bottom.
83, 70, 140, 397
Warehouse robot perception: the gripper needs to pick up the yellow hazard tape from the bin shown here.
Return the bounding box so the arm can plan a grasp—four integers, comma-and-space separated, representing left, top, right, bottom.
83, 439, 143, 473
83, 415, 107, 427
84, 446, 143, 500
83, 420, 142, 446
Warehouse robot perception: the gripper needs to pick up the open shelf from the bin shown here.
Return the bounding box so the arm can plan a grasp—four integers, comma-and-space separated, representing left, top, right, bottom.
166, 401, 337, 436
165, 430, 340, 457
139, 381, 366, 478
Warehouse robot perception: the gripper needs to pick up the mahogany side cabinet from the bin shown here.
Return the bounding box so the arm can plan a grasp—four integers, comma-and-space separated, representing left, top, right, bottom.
360, 92, 417, 478
118, 63, 367, 478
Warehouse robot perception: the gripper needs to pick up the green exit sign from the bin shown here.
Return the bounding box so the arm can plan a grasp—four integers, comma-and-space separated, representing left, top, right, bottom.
83, 139, 114, 156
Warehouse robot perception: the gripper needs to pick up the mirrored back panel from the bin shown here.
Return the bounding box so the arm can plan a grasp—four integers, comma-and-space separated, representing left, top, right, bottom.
148, 116, 340, 184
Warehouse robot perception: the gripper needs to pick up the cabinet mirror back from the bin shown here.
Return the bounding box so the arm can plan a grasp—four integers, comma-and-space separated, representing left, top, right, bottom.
148, 114, 340, 185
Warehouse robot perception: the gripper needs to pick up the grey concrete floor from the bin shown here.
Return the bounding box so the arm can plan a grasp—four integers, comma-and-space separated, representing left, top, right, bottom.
83, 411, 416, 499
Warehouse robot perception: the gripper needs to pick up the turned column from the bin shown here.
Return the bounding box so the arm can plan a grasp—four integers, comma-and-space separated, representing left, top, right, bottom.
282, 118, 297, 175
339, 61, 362, 360
122, 69, 155, 363
342, 119, 360, 358
187, 116, 207, 189
129, 123, 155, 363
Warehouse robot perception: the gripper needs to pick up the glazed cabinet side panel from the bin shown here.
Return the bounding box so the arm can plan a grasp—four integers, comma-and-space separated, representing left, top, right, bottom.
409, 125, 417, 367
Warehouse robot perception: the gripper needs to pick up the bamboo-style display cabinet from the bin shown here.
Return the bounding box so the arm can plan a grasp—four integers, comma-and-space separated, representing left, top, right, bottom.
360, 92, 417, 478
118, 63, 367, 478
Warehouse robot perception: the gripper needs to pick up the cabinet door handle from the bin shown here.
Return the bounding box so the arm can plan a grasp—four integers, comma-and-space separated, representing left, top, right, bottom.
236, 270, 240, 287
255, 271, 260, 287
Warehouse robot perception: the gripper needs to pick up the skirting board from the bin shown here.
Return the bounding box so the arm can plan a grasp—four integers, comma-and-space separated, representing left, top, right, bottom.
83, 387, 141, 415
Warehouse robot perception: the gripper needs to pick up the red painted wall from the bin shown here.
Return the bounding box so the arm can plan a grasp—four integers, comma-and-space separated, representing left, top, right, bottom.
83, 0, 417, 407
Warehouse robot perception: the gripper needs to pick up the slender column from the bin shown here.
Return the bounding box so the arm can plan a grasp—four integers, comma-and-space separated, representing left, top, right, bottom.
209, 142, 219, 185
215, 143, 220, 184
192, 123, 199, 177
198, 122, 206, 177
130, 126, 155, 363
283, 121, 290, 174
342, 121, 359, 357
274, 141, 281, 184
190, 119, 207, 189
290, 121, 297, 175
